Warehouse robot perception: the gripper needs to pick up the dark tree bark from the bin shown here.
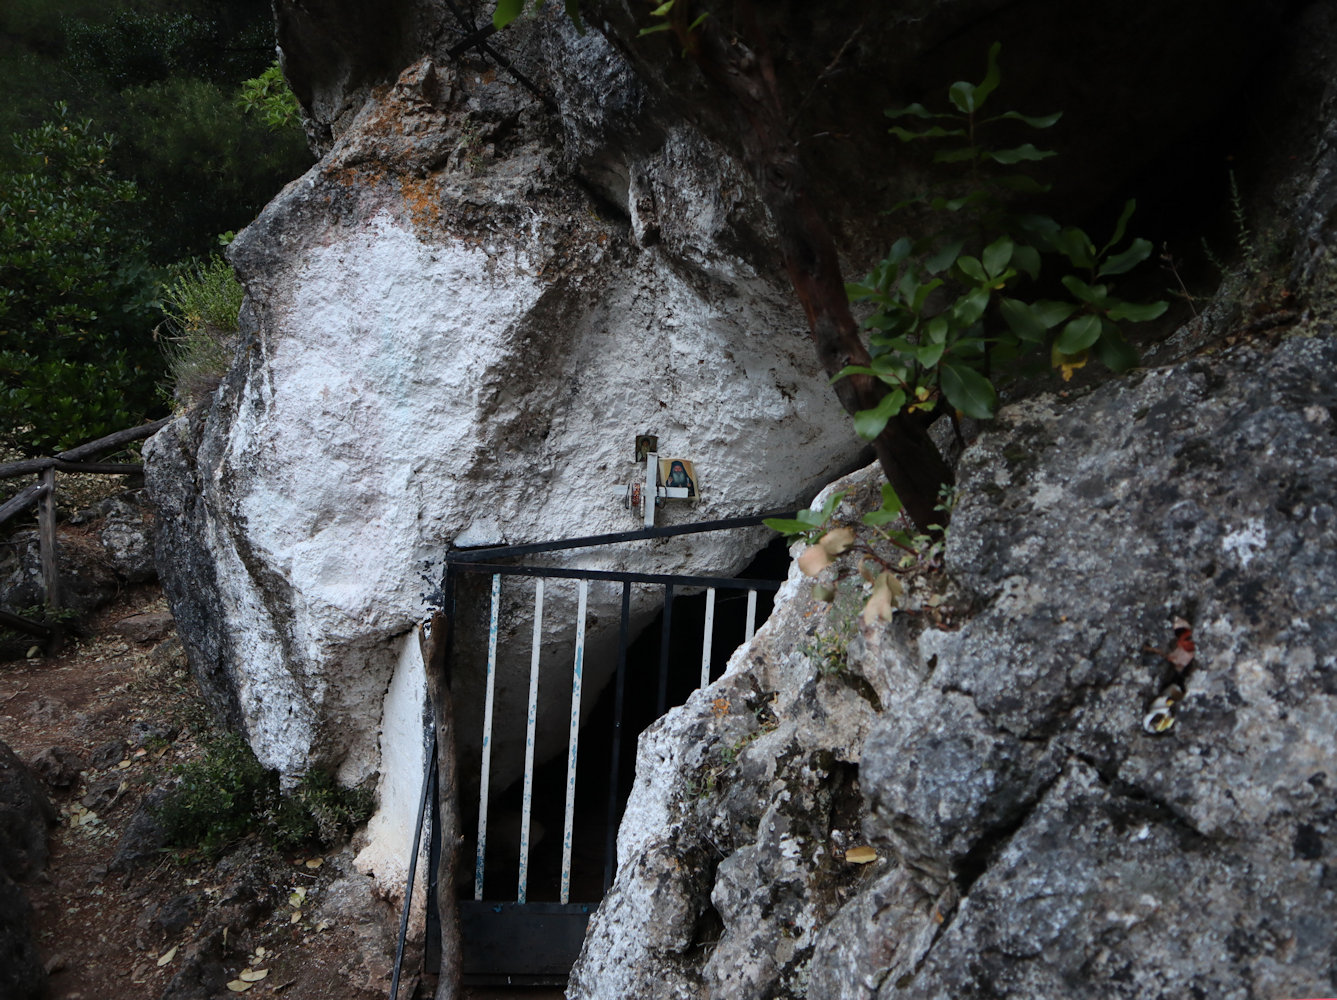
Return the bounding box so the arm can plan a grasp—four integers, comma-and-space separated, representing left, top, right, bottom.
421, 612, 463, 1000
671, 2, 953, 531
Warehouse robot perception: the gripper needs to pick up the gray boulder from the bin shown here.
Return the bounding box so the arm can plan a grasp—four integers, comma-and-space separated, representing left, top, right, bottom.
0, 740, 52, 1000
574, 329, 1337, 999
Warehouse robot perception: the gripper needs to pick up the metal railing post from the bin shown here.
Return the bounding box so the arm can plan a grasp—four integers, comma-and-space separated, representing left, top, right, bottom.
657, 583, 674, 717
517, 578, 544, 903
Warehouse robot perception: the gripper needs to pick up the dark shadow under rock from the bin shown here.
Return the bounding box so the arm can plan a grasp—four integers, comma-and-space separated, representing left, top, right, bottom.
26, 745, 84, 792
0, 869, 44, 1000
0, 741, 51, 1000
110, 787, 171, 873
0, 739, 54, 880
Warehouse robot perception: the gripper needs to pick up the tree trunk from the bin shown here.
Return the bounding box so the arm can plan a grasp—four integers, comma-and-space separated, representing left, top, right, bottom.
674, 3, 953, 531
421, 611, 463, 1000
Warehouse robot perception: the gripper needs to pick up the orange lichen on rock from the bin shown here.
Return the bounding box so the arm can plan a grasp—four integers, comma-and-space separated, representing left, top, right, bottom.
399, 173, 445, 234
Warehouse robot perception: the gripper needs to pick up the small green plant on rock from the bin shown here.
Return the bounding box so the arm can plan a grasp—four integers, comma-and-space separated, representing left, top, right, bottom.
237, 62, 301, 133
802, 606, 857, 677
158, 254, 242, 407
267, 770, 375, 852
768, 483, 954, 624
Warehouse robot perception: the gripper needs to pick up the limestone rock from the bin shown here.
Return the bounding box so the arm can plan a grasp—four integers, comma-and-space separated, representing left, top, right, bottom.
110, 788, 171, 873
113, 611, 175, 644
95, 492, 158, 583
573, 332, 1337, 998
0, 739, 54, 882
25, 746, 84, 792
144, 25, 863, 833
571, 535, 882, 1000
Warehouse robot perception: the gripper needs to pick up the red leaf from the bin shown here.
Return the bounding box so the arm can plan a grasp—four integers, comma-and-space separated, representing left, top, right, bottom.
1167, 618, 1195, 670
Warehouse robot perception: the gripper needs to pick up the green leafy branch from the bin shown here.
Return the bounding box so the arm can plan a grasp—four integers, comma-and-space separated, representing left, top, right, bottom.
492, 0, 584, 32
236, 62, 301, 133
842, 43, 1167, 440
638, 0, 710, 36
763, 489, 847, 544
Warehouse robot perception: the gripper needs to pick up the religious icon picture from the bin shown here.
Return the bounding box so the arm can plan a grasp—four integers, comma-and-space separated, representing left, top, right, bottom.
658, 458, 698, 498
635, 435, 659, 463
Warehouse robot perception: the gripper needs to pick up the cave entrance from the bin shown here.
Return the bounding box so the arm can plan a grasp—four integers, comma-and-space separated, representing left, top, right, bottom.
432, 515, 788, 987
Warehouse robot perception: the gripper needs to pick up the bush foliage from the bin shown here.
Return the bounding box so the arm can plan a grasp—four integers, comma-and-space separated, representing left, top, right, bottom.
0, 105, 162, 455
842, 43, 1167, 439
155, 733, 375, 859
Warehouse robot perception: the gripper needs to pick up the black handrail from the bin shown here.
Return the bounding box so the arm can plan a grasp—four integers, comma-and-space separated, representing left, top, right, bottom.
449, 562, 785, 590
446, 510, 794, 564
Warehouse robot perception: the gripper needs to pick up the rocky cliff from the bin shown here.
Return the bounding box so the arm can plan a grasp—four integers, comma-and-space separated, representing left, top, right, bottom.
144, 0, 1337, 988
573, 326, 1337, 997
145, 1, 869, 896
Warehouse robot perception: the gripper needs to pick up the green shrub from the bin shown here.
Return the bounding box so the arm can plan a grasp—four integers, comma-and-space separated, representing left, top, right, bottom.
155, 733, 276, 856
154, 732, 377, 858
268, 771, 376, 852
842, 43, 1168, 436
0, 104, 163, 455
63, 10, 221, 91
158, 255, 242, 406
237, 62, 302, 133
110, 77, 313, 261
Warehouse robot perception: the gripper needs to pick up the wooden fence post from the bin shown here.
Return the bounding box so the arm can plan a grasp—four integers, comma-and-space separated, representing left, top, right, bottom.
37, 468, 62, 653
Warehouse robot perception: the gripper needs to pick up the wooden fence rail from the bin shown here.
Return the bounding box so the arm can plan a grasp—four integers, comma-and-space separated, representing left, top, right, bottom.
0, 417, 171, 651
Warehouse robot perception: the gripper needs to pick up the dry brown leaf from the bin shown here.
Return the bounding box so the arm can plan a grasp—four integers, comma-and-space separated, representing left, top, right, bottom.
304, 857, 323, 869
290, 910, 302, 924
798, 545, 832, 577
818, 527, 855, 556
845, 845, 878, 864
239, 969, 269, 983
226, 980, 253, 993
156, 946, 178, 968
862, 571, 901, 625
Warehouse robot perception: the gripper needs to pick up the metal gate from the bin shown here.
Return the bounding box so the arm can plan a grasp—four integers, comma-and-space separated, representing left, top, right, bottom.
438, 514, 787, 986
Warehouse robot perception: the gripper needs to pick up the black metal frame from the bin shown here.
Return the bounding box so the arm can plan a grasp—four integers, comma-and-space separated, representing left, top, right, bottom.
396, 512, 791, 991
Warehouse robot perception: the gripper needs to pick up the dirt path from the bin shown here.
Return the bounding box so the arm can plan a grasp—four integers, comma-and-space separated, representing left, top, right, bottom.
1, 584, 574, 1000
0, 586, 426, 1000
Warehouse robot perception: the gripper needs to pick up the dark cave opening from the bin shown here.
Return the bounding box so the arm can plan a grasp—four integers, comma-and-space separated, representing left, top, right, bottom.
454, 533, 792, 909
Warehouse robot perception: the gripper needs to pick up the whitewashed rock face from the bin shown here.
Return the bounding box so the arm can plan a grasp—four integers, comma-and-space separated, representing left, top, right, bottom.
145, 37, 865, 891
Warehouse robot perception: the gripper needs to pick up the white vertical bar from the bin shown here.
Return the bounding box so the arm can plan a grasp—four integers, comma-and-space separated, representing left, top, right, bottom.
560, 580, 588, 904
744, 589, 758, 643
517, 577, 544, 903
474, 574, 501, 901
643, 453, 657, 528
700, 588, 716, 689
